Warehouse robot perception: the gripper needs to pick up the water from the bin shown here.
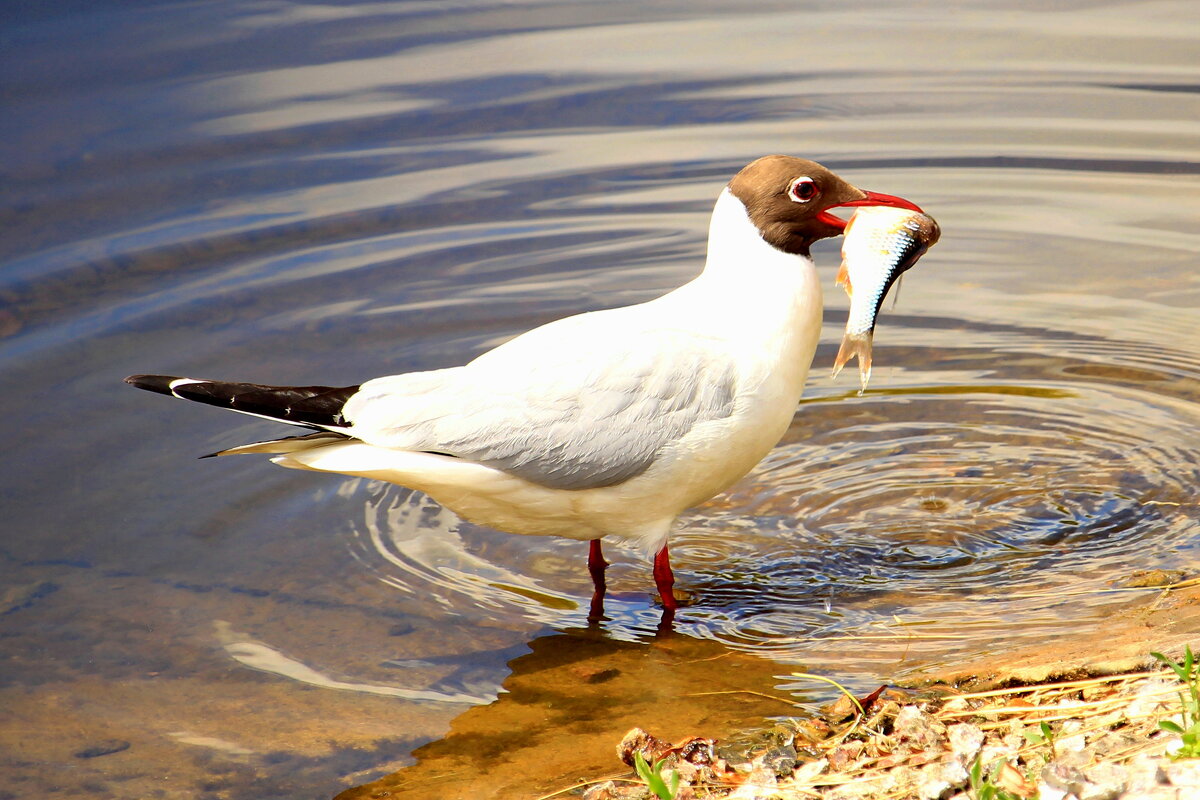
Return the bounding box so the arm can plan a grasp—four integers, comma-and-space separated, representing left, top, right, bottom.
2, 1, 1198, 798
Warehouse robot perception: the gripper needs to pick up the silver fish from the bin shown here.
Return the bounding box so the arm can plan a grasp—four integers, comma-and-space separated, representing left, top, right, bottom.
832, 205, 940, 394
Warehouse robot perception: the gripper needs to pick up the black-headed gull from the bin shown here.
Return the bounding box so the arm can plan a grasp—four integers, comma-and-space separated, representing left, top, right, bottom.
126, 156, 924, 618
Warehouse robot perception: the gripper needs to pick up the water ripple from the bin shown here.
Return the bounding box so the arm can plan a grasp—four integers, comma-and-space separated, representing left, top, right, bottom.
348, 312, 1200, 665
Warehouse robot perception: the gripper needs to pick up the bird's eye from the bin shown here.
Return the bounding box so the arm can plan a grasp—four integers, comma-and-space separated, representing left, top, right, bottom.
788, 176, 819, 203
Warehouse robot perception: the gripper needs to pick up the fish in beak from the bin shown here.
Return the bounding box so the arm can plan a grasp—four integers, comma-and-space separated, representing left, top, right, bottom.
830, 205, 941, 394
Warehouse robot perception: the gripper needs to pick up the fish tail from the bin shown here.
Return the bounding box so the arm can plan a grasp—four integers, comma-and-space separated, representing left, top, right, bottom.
832, 331, 874, 395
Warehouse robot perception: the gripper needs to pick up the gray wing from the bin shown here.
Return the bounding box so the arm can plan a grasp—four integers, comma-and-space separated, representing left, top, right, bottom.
342, 325, 738, 490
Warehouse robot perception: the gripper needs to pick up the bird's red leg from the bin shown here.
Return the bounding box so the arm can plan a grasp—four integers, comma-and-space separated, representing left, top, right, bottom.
588, 539, 608, 621
588, 539, 608, 587
653, 543, 678, 612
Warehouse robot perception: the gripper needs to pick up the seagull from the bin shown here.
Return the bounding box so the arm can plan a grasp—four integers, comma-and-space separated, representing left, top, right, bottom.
126, 155, 923, 618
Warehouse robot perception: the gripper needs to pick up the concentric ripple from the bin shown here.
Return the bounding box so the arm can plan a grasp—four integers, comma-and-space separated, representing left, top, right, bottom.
348, 482, 676, 632
349, 317, 1200, 667
668, 327, 1200, 670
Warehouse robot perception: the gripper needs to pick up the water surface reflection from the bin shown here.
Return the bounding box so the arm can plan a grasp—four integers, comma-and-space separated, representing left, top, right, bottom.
336, 626, 801, 800
2, 1, 1198, 798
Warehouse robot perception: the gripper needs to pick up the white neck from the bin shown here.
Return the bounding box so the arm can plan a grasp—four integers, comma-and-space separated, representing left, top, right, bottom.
684, 188, 821, 308
648, 187, 824, 394
700, 188, 813, 283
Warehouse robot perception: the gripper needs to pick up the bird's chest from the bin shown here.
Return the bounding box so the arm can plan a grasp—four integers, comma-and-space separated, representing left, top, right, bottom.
665, 302, 821, 498
726, 272, 823, 406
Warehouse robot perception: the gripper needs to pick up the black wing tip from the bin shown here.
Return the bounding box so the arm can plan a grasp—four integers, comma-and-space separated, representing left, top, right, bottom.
125, 374, 185, 395
124, 374, 359, 430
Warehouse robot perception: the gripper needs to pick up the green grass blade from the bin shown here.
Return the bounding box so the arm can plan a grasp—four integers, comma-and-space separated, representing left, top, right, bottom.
632, 751, 678, 800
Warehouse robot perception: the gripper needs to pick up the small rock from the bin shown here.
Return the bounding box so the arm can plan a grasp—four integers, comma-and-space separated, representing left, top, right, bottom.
617, 728, 671, 766
1001, 731, 1024, 751
979, 742, 1018, 767
1040, 757, 1126, 800
1163, 758, 1200, 787
916, 761, 965, 800
726, 763, 778, 800
1078, 762, 1126, 800
760, 743, 797, 777
1123, 569, 1188, 588
1124, 754, 1168, 794
1077, 784, 1122, 800
581, 780, 613, 800
823, 693, 863, 722
912, 762, 960, 800
946, 723, 984, 763
938, 759, 969, 790
1084, 761, 1127, 786
792, 717, 834, 745
827, 740, 865, 770
1089, 730, 1139, 759
1056, 745, 1092, 769
828, 771, 898, 800
1037, 782, 1069, 800
940, 697, 971, 715
893, 705, 945, 751
1061, 719, 1085, 736
74, 739, 131, 759
917, 775, 952, 800
1041, 761, 1087, 793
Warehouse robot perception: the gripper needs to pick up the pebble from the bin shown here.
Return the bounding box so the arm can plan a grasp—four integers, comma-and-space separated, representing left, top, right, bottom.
893, 705, 945, 751
1079, 762, 1126, 800
595, 670, 1200, 800
1163, 758, 1200, 788
917, 760, 969, 799
946, 723, 984, 763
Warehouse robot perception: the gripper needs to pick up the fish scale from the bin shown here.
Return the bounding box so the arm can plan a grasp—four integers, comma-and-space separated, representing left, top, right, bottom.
833, 206, 941, 394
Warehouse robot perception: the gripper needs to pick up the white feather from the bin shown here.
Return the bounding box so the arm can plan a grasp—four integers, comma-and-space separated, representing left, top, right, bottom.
271, 189, 823, 554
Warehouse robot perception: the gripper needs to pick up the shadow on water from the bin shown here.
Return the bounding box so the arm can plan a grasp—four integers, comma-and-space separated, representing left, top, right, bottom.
333, 626, 803, 800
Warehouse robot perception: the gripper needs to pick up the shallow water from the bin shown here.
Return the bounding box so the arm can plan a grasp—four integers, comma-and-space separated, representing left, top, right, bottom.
2, 1, 1199, 797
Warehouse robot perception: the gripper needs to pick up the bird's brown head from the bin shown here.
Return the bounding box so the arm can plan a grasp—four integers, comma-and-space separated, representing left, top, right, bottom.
728, 155, 923, 257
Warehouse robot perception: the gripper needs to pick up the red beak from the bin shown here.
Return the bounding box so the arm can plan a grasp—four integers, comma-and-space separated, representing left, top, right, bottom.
817, 191, 924, 231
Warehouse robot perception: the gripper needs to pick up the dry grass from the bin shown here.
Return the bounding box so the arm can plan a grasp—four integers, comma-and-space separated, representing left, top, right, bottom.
772, 668, 1180, 799
561, 663, 1190, 800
